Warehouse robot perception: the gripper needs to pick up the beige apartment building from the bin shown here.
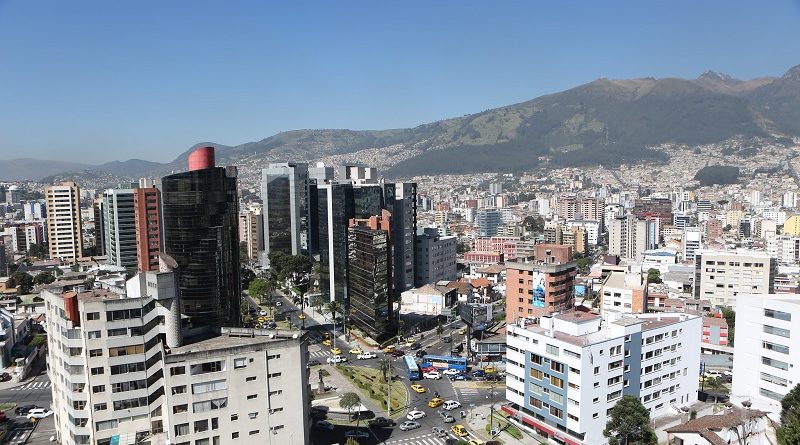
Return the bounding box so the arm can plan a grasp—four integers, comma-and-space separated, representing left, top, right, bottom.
45, 181, 84, 260
693, 249, 776, 307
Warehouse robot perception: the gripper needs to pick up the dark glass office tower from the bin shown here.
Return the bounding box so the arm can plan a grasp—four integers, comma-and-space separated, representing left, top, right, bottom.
160, 147, 241, 328
317, 183, 354, 307
348, 223, 392, 339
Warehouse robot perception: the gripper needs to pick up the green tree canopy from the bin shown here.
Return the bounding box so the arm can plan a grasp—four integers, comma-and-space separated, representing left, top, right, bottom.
248, 278, 269, 303
339, 392, 362, 426
782, 384, 800, 423
33, 272, 55, 286
10, 271, 34, 294
603, 395, 657, 445
646, 268, 662, 284
778, 406, 800, 445
721, 307, 735, 346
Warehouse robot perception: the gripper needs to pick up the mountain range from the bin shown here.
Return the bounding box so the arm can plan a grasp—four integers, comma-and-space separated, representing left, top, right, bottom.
4, 64, 800, 182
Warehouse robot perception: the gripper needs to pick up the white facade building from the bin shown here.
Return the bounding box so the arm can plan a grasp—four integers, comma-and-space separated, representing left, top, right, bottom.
504, 311, 701, 445
566, 220, 600, 246
731, 293, 800, 419
693, 249, 776, 307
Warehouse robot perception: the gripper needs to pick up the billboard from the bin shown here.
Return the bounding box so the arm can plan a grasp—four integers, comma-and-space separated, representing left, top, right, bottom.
459, 303, 489, 329
532, 272, 546, 308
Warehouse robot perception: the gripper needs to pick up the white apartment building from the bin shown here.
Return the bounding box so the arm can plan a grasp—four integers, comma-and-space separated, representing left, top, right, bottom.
683, 228, 702, 264
45, 271, 310, 445
566, 220, 600, 246
504, 311, 701, 445
731, 294, 800, 419
609, 215, 648, 261
46, 181, 84, 260
766, 235, 800, 265
693, 249, 776, 307
599, 270, 648, 314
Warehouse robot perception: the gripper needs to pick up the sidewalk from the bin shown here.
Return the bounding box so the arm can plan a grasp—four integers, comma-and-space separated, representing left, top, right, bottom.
464, 405, 543, 445
0, 355, 47, 391
317, 363, 387, 417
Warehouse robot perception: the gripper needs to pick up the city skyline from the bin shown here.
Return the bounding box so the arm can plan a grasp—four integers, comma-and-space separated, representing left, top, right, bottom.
2, 1, 800, 163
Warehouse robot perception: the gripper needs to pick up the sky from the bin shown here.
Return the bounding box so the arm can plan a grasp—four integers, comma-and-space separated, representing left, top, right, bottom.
1, 1, 800, 164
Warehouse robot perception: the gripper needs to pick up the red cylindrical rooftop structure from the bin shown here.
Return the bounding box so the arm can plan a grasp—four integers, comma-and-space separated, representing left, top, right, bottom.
188, 146, 215, 171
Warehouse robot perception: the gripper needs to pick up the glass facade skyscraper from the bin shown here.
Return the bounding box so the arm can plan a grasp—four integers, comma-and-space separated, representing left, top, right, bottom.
261, 163, 309, 263
160, 164, 241, 329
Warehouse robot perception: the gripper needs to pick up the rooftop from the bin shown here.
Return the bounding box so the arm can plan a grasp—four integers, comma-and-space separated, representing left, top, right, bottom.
665, 408, 769, 434
71, 288, 125, 302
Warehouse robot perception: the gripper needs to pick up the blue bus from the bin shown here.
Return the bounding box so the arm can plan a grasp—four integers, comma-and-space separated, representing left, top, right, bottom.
421, 355, 468, 372
403, 355, 421, 380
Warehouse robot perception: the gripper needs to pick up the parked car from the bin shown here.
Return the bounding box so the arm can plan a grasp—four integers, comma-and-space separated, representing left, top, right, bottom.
349, 347, 363, 354
399, 421, 421, 431
432, 426, 448, 437
704, 370, 723, 378
468, 440, 484, 445
307, 359, 321, 367
0, 372, 11, 382
357, 351, 377, 360
26, 408, 53, 419
14, 405, 38, 416
259, 310, 268, 316
344, 430, 369, 440
314, 420, 335, 431
275, 301, 282, 307
368, 417, 395, 428
406, 410, 427, 421
327, 355, 347, 364
424, 371, 442, 380
443, 400, 462, 411
438, 410, 455, 423
442, 368, 460, 376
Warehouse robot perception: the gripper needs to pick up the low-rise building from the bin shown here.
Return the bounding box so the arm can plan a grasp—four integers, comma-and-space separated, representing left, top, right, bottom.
504, 311, 701, 445
599, 269, 647, 314
666, 408, 775, 445
505, 259, 577, 322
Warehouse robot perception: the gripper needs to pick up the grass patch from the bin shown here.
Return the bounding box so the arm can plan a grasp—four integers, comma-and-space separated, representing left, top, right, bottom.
0, 403, 16, 411
337, 365, 408, 419
486, 412, 523, 440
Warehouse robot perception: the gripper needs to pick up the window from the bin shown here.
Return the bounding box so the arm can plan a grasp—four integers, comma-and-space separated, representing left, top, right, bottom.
170, 366, 186, 376
569, 367, 580, 374
231, 414, 238, 421
564, 349, 581, 359
172, 385, 187, 395
550, 376, 564, 389
610, 345, 622, 356
90, 367, 104, 375
593, 413, 599, 419
249, 430, 260, 436
607, 390, 622, 401
529, 383, 543, 395
246, 376, 257, 382
89, 349, 103, 357
550, 362, 564, 373
211, 418, 219, 430
107, 328, 127, 337
92, 385, 105, 393
94, 403, 107, 411
88, 331, 101, 339
192, 380, 227, 394
608, 360, 622, 370
175, 423, 190, 436
268, 372, 282, 378
546, 344, 559, 356
761, 387, 785, 401
608, 375, 622, 386
762, 356, 789, 371
530, 397, 543, 409
549, 406, 563, 419
247, 394, 257, 400
594, 366, 599, 375
232, 433, 239, 439
194, 420, 209, 433
195, 440, 209, 445
594, 382, 600, 388
248, 412, 258, 419
531, 354, 543, 365
760, 372, 788, 387
87, 312, 100, 320
191, 361, 225, 375
234, 358, 247, 369
96, 420, 118, 432
763, 341, 790, 354
764, 325, 791, 338
173, 405, 188, 414
765, 308, 792, 322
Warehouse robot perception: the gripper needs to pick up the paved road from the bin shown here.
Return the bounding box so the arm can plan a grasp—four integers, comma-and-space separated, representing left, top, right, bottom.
0, 368, 55, 445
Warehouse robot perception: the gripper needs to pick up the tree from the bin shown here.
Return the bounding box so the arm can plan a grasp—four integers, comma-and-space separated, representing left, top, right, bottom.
778, 406, 800, 445
576, 257, 592, 271
326, 300, 342, 323
782, 384, 800, 423
248, 278, 268, 305
603, 395, 657, 445
339, 392, 362, 427
456, 242, 471, 255
10, 271, 34, 294
646, 268, 662, 284
239, 242, 249, 264
33, 272, 55, 286
721, 307, 736, 346
523, 215, 545, 233
26, 243, 48, 259
240, 267, 256, 289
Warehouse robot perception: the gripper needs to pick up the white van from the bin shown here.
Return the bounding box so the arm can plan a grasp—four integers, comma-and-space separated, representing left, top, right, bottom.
443, 400, 461, 411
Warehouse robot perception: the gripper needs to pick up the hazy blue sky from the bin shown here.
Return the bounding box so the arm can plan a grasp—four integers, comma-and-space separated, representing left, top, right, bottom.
1, 1, 799, 163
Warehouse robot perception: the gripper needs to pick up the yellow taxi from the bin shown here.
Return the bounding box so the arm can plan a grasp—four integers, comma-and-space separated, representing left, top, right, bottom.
427, 397, 444, 408
468, 440, 484, 445
483, 366, 496, 374
322, 339, 332, 347
410, 384, 426, 394
330, 347, 342, 355
406, 339, 416, 347
383, 345, 396, 353
349, 347, 363, 354
457, 327, 467, 335
451, 425, 468, 437
298, 313, 306, 320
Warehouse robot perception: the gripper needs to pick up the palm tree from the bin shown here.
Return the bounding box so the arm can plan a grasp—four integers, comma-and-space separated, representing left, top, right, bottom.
339, 392, 362, 429
326, 301, 342, 325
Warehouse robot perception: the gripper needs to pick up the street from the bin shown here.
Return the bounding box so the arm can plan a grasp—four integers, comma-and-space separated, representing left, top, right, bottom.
0, 368, 56, 445
258, 293, 504, 445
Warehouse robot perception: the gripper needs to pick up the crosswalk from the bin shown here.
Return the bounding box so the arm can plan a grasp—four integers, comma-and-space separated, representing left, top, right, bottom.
384, 433, 446, 445
11, 381, 51, 391
309, 349, 331, 359
455, 387, 485, 405
7, 429, 30, 444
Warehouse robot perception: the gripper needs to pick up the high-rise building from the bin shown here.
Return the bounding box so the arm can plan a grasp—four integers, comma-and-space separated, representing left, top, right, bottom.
475, 208, 502, 237
45, 181, 83, 260
385, 182, 417, 295
415, 227, 457, 286
556, 194, 577, 220
22, 201, 46, 221
706, 218, 723, 243
693, 249, 776, 307
543, 222, 563, 245
133, 185, 161, 272
489, 182, 503, 195
44, 271, 310, 445
731, 293, 799, 418
160, 147, 241, 329
348, 213, 393, 339
505, 259, 577, 321
239, 205, 264, 263
261, 162, 309, 262
103, 188, 138, 270
504, 312, 701, 445
608, 215, 648, 261
683, 227, 702, 263
93, 198, 105, 257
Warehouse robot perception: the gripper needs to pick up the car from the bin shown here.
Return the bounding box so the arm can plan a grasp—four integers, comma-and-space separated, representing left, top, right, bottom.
330, 347, 342, 355
424, 371, 442, 380
322, 339, 332, 347
442, 368, 461, 376
410, 342, 422, 350
327, 355, 347, 364
391, 350, 406, 358
344, 430, 370, 439
420, 366, 437, 373
451, 424, 469, 437
483, 366, 496, 373
275, 301, 282, 307
442, 335, 452, 343
428, 397, 444, 408
472, 370, 486, 377
26, 408, 53, 419
415, 349, 428, 358
406, 410, 427, 421
443, 400, 461, 411
368, 417, 395, 428
704, 370, 723, 378
0, 372, 11, 382
298, 313, 306, 320
410, 384, 426, 393
446, 440, 460, 445
349, 347, 363, 354
723, 370, 733, 377
259, 310, 268, 316
0, 411, 6, 422
438, 410, 455, 423
468, 440, 484, 445
14, 405, 38, 416
383, 345, 396, 353
307, 359, 321, 367
457, 327, 467, 335
399, 421, 421, 431
451, 373, 472, 381
432, 426, 448, 437
406, 339, 416, 347
357, 351, 377, 360
314, 420, 335, 431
